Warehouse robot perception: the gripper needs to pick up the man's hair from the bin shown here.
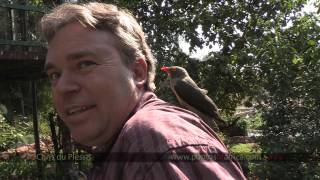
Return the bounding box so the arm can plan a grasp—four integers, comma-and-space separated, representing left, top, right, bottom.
40, 2, 156, 91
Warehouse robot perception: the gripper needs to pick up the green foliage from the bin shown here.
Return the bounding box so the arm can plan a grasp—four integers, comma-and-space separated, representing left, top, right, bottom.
229, 143, 262, 178
0, 118, 32, 151
0, 156, 92, 179
243, 113, 263, 130
38, 80, 54, 115
39, 119, 51, 138
255, 13, 320, 180
0, 158, 38, 179
251, 162, 320, 180
229, 143, 261, 154
0, 115, 52, 151
224, 116, 248, 136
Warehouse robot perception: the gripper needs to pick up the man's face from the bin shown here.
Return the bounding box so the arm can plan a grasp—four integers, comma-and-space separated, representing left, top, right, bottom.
45, 22, 139, 146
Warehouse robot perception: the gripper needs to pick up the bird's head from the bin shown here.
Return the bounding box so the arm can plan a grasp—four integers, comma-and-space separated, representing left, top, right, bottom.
161, 66, 189, 79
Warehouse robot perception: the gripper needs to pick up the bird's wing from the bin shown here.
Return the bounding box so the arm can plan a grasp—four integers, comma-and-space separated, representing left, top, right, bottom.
174, 78, 221, 119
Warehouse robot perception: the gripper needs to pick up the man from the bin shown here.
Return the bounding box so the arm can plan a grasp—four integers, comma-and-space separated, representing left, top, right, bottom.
41, 2, 246, 180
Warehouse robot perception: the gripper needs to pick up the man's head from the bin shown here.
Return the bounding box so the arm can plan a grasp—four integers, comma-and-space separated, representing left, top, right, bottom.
41, 2, 156, 91
41, 3, 155, 146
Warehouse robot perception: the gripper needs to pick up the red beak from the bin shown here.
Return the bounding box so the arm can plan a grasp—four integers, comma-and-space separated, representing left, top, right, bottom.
161, 66, 170, 72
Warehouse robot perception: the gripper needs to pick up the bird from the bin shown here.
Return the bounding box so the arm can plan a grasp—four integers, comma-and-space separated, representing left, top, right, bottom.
161, 66, 227, 132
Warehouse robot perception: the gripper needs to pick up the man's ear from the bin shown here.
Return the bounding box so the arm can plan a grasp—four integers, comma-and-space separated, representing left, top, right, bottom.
132, 58, 147, 88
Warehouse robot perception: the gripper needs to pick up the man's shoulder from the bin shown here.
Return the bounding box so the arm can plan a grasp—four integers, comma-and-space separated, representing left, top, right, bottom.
118, 101, 226, 153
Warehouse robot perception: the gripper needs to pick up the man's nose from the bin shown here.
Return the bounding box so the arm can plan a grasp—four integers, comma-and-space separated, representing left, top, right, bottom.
54, 72, 81, 94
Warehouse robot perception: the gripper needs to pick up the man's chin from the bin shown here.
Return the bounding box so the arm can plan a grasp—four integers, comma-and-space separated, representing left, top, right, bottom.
73, 141, 94, 152
72, 133, 96, 146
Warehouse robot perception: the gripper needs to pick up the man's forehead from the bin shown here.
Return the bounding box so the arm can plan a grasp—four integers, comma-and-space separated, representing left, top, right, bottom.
44, 50, 98, 72
44, 22, 123, 69
48, 22, 117, 45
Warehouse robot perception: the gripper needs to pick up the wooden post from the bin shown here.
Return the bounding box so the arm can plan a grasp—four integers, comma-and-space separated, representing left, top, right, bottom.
48, 112, 62, 174
31, 80, 42, 177
59, 116, 73, 175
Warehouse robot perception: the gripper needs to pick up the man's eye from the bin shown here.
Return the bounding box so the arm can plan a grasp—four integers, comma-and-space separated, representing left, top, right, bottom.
78, 61, 97, 69
48, 72, 60, 81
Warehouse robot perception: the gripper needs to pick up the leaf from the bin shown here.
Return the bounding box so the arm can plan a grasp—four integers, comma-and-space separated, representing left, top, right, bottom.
292, 56, 303, 64
307, 40, 316, 46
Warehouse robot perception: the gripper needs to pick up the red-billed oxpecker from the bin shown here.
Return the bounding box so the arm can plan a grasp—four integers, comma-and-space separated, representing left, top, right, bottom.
161, 66, 227, 132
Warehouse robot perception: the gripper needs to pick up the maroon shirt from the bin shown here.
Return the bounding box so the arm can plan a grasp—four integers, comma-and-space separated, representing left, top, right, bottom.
87, 92, 246, 180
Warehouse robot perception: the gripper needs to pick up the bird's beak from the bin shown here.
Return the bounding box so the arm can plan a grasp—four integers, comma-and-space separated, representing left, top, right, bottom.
161, 66, 170, 72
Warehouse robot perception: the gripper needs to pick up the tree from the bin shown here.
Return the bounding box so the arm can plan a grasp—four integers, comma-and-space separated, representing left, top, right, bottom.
104, 1, 318, 178
90, 0, 308, 112
253, 14, 320, 179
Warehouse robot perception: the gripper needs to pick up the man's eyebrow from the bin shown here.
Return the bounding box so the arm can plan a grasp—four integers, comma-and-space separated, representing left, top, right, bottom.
44, 51, 97, 72
44, 63, 55, 73
66, 51, 97, 61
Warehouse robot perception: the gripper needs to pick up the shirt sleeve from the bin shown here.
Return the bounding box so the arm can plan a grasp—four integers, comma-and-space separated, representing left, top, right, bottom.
142, 144, 247, 180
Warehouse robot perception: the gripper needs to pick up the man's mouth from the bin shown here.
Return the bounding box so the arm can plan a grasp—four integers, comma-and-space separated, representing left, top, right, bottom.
66, 105, 96, 116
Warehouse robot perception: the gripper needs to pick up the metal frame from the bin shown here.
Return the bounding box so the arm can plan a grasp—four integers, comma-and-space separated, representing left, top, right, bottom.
0, 3, 47, 177
0, 39, 44, 47
0, 3, 47, 13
